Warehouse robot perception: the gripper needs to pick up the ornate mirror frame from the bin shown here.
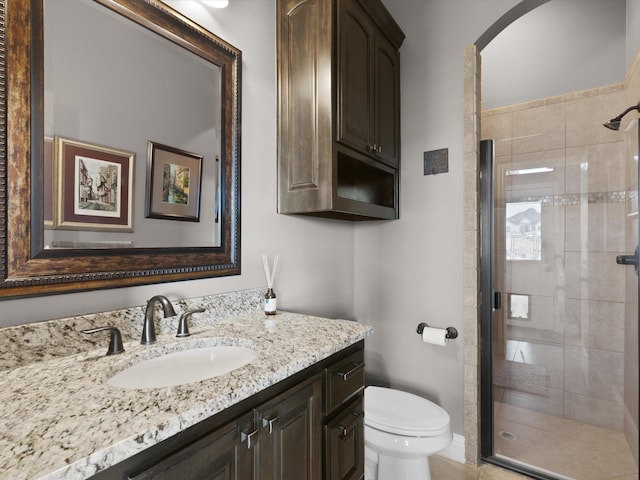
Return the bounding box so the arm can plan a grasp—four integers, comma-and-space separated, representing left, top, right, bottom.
1, 0, 241, 298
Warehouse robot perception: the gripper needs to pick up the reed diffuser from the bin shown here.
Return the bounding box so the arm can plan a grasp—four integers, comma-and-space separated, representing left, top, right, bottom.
262, 254, 279, 315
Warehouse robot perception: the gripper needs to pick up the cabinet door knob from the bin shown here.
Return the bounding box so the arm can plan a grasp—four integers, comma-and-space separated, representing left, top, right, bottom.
262, 415, 280, 434
241, 428, 259, 449
337, 411, 363, 436
336, 362, 363, 381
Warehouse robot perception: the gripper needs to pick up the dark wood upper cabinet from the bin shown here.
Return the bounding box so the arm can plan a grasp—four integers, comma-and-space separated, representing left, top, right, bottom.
373, 32, 402, 167
277, 0, 405, 220
338, 0, 401, 169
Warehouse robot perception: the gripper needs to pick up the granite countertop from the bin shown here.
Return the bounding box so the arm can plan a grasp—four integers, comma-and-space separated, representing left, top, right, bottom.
0, 309, 372, 480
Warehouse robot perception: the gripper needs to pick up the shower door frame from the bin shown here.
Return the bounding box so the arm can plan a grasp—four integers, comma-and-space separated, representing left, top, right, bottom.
479, 123, 640, 479
479, 138, 556, 480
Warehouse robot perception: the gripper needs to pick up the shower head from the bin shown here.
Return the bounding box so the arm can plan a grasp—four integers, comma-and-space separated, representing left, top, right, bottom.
603, 101, 640, 131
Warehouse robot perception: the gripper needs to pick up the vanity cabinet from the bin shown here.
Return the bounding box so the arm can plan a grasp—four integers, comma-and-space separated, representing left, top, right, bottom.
324, 349, 366, 480
258, 376, 323, 479
90, 342, 364, 480
130, 411, 256, 479
277, 0, 405, 220
125, 377, 322, 480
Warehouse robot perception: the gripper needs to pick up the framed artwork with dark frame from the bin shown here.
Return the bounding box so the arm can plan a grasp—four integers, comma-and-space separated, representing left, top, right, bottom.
145, 141, 204, 222
53, 136, 135, 232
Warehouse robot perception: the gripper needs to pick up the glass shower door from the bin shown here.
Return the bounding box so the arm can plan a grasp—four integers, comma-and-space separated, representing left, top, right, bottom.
483, 100, 639, 479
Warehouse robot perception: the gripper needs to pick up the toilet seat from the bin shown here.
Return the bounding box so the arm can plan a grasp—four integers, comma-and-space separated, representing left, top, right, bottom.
365, 386, 450, 437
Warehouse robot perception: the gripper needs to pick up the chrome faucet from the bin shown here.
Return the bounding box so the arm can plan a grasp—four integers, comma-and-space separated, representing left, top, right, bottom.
141, 295, 176, 345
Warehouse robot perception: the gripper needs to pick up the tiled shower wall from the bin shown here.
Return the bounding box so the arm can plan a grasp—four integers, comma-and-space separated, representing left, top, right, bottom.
463, 46, 640, 466
481, 85, 628, 431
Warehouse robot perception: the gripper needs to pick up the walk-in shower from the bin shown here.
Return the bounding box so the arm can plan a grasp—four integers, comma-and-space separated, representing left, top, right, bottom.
480, 89, 640, 480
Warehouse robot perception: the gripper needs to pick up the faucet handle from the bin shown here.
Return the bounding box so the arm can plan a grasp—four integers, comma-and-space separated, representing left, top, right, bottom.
82, 326, 125, 355
176, 308, 206, 337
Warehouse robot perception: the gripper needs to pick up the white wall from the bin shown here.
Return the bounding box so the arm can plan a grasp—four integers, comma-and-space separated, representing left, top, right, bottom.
482, 0, 627, 109
2, 0, 355, 326
356, 0, 520, 437
629, 0, 640, 68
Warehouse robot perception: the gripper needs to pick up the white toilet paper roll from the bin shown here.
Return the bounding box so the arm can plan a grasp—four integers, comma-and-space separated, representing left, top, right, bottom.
421, 326, 449, 346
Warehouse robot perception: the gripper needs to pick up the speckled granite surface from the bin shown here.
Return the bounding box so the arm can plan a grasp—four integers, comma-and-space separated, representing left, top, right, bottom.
0, 289, 373, 480
0, 288, 266, 371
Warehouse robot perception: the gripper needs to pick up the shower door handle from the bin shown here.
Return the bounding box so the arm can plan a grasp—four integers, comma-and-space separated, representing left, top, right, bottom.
494, 291, 502, 310
617, 254, 638, 265
616, 246, 639, 275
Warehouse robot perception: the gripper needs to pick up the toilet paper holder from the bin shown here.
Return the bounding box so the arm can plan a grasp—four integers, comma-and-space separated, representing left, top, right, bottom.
416, 322, 458, 340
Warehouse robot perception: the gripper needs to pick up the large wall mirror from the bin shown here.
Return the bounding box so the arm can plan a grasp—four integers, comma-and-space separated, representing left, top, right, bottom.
1, 0, 241, 298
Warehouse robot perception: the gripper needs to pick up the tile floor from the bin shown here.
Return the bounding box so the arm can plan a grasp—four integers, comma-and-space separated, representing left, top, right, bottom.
493, 402, 637, 479
431, 455, 527, 480
431, 402, 638, 480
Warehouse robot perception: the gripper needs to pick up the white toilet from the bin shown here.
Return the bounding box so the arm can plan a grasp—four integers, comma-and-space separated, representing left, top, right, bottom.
364, 386, 452, 480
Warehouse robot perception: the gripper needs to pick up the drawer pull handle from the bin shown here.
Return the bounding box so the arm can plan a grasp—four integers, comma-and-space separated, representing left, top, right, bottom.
337, 411, 362, 436
262, 415, 280, 434
241, 428, 258, 449
336, 362, 363, 381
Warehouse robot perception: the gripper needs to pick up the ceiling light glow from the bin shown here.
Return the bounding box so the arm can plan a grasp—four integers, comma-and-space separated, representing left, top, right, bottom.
204, 0, 229, 8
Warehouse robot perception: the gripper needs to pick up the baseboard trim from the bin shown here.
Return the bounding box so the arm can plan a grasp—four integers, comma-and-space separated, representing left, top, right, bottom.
437, 433, 465, 464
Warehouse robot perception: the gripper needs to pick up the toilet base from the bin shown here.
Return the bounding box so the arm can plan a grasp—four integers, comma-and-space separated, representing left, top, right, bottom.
364, 449, 432, 480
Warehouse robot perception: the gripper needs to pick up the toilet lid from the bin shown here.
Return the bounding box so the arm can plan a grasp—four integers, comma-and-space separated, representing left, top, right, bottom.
364, 386, 450, 436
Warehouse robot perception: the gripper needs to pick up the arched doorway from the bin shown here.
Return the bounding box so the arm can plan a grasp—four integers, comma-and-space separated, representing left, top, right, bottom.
464, 1, 639, 478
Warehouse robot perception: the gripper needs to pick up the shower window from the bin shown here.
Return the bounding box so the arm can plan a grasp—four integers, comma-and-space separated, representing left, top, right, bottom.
505, 201, 541, 261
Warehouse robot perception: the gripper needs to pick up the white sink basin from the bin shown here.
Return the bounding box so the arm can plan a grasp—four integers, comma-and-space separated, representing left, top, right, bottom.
108, 344, 257, 389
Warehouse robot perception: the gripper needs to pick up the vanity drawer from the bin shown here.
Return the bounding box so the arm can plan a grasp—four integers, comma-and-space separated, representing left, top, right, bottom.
324, 393, 364, 480
325, 349, 364, 415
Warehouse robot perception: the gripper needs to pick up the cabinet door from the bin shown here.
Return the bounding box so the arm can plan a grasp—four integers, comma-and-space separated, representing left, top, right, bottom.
325, 394, 365, 480
277, 0, 333, 214
129, 412, 256, 480
373, 32, 400, 168
259, 377, 323, 480
337, 0, 374, 155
